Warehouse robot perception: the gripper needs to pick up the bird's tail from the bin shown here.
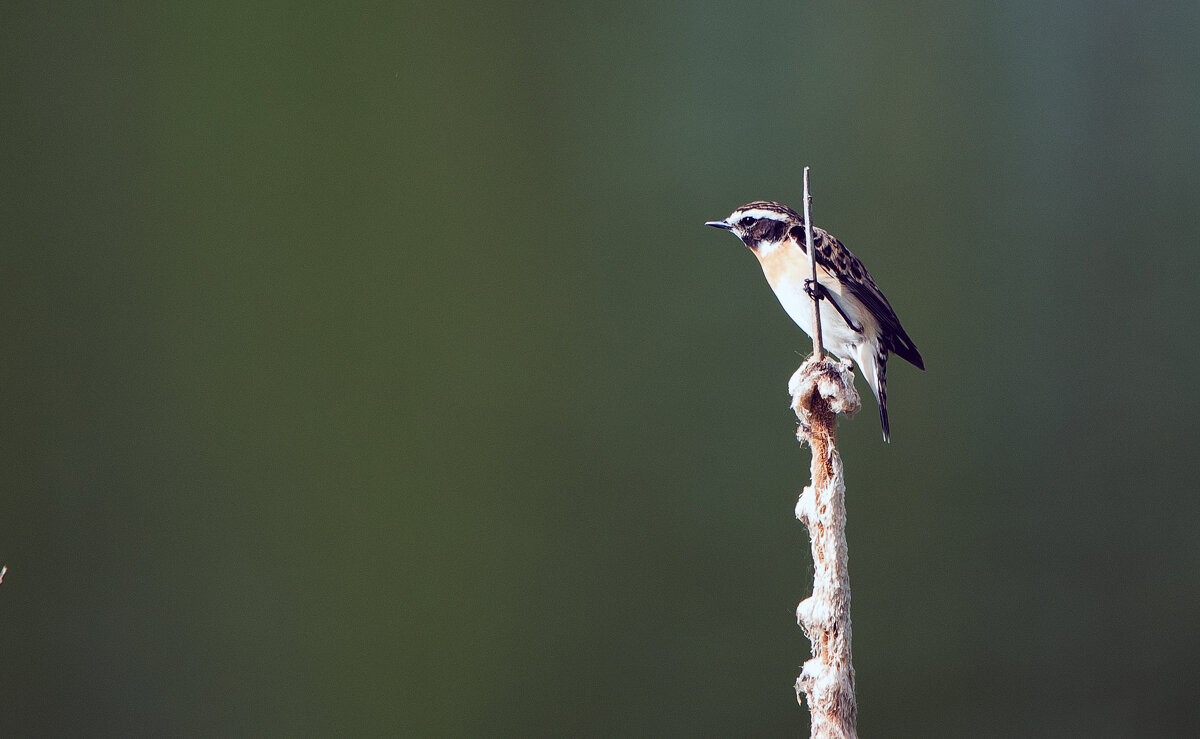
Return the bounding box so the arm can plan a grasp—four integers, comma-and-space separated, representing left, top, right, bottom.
853, 344, 890, 442
876, 355, 890, 443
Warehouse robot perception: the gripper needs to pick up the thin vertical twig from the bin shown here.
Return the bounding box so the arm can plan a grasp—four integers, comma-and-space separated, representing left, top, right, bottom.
803, 167, 823, 360
791, 169, 860, 738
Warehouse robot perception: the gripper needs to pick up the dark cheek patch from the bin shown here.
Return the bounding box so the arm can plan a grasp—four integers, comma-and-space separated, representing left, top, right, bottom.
753, 220, 785, 243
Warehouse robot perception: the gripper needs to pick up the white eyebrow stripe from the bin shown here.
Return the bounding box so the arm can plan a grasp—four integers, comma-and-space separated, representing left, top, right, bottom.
735, 208, 792, 221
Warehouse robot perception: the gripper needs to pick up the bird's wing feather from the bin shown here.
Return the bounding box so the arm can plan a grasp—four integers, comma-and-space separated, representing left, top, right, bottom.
791, 226, 925, 370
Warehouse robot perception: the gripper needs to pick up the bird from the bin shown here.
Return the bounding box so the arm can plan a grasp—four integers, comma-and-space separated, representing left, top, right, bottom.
706, 200, 924, 441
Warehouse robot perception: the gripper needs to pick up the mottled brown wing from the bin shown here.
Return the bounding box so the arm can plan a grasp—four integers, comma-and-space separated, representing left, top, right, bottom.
796, 226, 925, 370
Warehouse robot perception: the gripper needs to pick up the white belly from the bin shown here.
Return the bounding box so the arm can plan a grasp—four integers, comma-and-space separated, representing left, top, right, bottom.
772, 272, 874, 361
750, 241, 887, 404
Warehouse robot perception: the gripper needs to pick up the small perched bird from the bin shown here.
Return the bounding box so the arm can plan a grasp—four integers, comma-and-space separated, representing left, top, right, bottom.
706, 200, 924, 441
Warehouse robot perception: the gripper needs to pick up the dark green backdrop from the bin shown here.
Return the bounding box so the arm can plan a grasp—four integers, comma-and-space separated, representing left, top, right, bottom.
4, 2, 1199, 736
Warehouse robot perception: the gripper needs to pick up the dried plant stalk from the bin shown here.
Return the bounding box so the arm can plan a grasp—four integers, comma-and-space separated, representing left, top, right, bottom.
790, 358, 861, 739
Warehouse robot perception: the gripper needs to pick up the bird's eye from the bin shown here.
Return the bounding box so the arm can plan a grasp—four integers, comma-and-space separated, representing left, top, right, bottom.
739, 217, 755, 228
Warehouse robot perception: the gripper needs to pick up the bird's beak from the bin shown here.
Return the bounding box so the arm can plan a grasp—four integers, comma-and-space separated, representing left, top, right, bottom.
705, 219, 733, 230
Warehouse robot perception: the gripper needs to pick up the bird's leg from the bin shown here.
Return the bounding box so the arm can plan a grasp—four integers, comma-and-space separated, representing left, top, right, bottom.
803, 278, 825, 302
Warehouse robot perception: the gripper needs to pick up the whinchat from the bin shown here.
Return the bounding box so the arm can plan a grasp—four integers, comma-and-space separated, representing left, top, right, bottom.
706, 200, 924, 441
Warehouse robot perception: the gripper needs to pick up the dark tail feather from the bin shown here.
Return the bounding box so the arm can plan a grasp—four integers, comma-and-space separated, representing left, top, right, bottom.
890, 331, 924, 371
877, 352, 890, 443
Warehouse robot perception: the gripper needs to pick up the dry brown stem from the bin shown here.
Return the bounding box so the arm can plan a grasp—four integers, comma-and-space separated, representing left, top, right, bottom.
790, 357, 861, 739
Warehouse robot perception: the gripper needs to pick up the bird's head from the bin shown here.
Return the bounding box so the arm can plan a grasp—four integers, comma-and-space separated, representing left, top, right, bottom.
705, 200, 802, 252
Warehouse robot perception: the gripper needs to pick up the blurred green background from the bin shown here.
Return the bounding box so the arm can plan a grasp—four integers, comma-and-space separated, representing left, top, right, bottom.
4, 2, 1199, 736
